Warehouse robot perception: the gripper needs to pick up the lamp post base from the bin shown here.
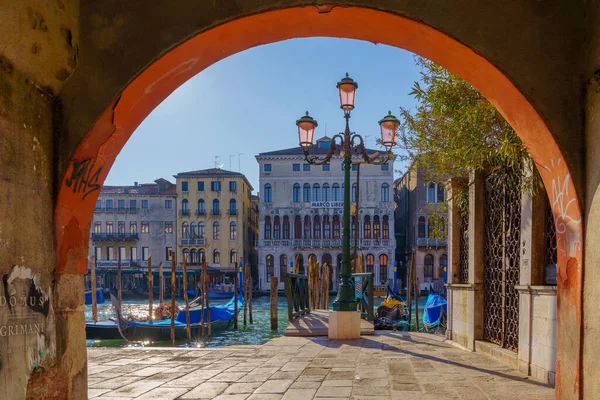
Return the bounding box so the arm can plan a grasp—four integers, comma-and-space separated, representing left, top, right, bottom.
328, 310, 361, 340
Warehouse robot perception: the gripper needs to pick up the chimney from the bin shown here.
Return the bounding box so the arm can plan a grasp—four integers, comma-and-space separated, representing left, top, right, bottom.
134, 182, 138, 187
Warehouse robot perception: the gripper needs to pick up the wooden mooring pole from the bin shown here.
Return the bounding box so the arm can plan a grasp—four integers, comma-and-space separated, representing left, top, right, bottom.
91, 256, 98, 323
170, 255, 176, 346
201, 255, 205, 338
234, 267, 238, 329
243, 263, 248, 327
413, 256, 420, 332
270, 276, 278, 330
148, 255, 153, 321
117, 254, 122, 310
183, 255, 191, 344
159, 261, 164, 305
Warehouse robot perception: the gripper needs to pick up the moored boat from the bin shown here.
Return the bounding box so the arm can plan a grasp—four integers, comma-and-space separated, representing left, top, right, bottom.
85, 319, 121, 340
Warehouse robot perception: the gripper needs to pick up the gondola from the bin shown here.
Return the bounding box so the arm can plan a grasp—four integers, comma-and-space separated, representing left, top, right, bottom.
111, 293, 242, 343
85, 319, 121, 340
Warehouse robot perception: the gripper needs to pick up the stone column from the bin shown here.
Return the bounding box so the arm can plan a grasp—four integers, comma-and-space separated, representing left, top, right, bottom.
446, 179, 460, 339
466, 170, 485, 350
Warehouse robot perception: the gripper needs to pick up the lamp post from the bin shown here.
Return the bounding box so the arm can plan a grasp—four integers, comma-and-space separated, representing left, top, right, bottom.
296, 73, 399, 312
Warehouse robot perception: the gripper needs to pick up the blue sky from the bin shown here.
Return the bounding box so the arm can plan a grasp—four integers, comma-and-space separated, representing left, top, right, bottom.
105, 38, 422, 190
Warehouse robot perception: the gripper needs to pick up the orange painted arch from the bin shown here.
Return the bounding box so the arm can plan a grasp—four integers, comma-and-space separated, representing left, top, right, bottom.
54, 6, 583, 398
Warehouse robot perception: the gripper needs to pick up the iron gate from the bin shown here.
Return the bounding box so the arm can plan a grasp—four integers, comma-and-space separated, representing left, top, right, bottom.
483, 170, 521, 351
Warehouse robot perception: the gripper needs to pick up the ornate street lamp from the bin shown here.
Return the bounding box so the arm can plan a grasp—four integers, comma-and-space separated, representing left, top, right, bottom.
295, 73, 399, 312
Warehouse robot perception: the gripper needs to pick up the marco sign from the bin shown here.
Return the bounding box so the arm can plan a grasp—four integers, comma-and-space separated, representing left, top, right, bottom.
311, 201, 344, 209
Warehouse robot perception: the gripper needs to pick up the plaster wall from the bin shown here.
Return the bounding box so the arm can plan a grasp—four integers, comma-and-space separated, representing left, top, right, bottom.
0, 57, 85, 399
450, 288, 469, 348
530, 292, 557, 383
583, 2, 600, 398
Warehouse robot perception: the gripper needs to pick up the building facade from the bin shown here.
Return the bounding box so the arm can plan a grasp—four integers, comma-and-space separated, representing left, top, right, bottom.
88, 178, 177, 271
394, 165, 448, 291
255, 137, 396, 291
173, 168, 255, 282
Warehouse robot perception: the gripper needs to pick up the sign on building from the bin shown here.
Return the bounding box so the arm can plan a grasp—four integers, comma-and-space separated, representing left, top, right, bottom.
96, 260, 132, 268
310, 201, 344, 209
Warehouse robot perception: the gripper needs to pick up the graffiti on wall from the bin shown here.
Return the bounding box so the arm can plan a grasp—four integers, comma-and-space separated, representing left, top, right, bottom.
0, 265, 55, 399
64, 158, 102, 200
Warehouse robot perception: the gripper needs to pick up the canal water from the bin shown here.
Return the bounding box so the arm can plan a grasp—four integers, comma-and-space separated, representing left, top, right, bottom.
85, 295, 432, 349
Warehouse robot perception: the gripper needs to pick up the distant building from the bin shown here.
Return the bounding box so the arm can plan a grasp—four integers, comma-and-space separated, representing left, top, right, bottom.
255, 136, 396, 291
89, 178, 177, 271
173, 168, 255, 283
394, 165, 447, 291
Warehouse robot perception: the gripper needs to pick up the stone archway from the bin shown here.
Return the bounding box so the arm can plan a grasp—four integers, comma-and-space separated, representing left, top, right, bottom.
43, 4, 583, 399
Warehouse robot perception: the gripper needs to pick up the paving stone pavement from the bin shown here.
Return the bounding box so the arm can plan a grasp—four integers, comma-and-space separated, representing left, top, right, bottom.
87, 332, 554, 399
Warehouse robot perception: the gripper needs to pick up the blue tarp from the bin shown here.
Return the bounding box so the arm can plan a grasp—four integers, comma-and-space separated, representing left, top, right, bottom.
423, 293, 447, 326
85, 290, 105, 305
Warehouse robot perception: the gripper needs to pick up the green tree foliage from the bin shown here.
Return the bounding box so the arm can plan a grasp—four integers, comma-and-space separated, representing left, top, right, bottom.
397, 57, 535, 188
396, 57, 539, 239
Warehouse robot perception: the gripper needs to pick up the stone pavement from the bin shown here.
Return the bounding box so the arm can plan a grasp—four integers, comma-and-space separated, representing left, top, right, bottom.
87, 332, 554, 400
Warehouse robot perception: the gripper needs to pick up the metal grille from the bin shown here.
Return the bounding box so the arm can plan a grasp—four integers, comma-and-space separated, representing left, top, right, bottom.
459, 208, 469, 283
483, 170, 521, 351
544, 197, 558, 285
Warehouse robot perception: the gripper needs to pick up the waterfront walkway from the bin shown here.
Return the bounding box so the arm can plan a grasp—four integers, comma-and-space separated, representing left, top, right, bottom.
284, 310, 375, 337
88, 332, 554, 400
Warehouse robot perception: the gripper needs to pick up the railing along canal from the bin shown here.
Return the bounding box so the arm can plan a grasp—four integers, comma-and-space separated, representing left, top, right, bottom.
352, 272, 374, 321
284, 273, 310, 321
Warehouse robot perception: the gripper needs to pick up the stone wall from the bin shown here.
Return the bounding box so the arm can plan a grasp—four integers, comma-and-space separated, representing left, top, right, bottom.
449, 288, 469, 348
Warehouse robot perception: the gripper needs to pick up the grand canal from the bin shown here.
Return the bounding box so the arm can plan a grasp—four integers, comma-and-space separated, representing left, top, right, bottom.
85, 295, 431, 348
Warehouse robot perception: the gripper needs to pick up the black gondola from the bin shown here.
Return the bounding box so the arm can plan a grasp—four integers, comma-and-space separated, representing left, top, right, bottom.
85, 319, 122, 340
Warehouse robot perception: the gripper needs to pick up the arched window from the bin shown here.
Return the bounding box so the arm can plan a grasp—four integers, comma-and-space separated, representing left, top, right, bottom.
364, 215, 371, 239
333, 215, 341, 239
373, 215, 381, 239
351, 215, 357, 239
230, 221, 237, 240
313, 184, 320, 202
283, 216, 290, 239
322, 184, 330, 201
183, 248, 190, 263
427, 182, 436, 203
266, 254, 274, 278
190, 249, 198, 265
264, 216, 272, 240
352, 183, 358, 202
197, 199, 205, 214
381, 184, 390, 202
213, 249, 220, 265
303, 183, 311, 202
182, 199, 189, 211
379, 254, 388, 284
293, 183, 301, 203
294, 254, 304, 275
366, 254, 375, 273
304, 215, 311, 239
229, 199, 237, 214
198, 222, 206, 238
264, 183, 272, 203
294, 215, 302, 239
424, 254, 434, 280
273, 216, 281, 239
212, 199, 220, 214
313, 215, 321, 239
332, 183, 340, 201
182, 222, 189, 238
323, 215, 331, 239
279, 254, 288, 278
213, 221, 220, 239
439, 254, 448, 279
199, 249, 206, 264
438, 184, 445, 203
418, 216, 426, 238
190, 222, 198, 238
230, 250, 237, 264
382, 216, 389, 239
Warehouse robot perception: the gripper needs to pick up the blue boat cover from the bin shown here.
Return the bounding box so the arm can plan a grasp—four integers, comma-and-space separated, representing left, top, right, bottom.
423, 293, 447, 326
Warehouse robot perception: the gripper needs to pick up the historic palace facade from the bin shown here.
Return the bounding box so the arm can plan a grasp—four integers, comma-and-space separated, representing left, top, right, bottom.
255, 137, 395, 291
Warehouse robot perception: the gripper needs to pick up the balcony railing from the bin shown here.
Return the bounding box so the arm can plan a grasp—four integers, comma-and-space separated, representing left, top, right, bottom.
127, 207, 138, 213
212, 210, 221, 217
104, 207, 114, 212
195, 210, 206, 216
179, 209, 190, 216
94, 207, 102, 212
117, 207, 126, 213
228, 209, 238, 216
416, 238, 447, 247
180, 238, 207, 246
91, 233, 139, 241
256, 238, 391, 249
